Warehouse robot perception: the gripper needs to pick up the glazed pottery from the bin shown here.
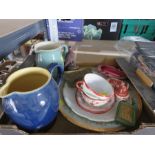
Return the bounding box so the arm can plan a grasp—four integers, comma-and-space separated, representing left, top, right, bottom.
80, 90, 114, 107
63, 83, 119, 122
84, 73, 114, 99
115, 93, 129, 101
76, 81, 111, 106
108, 78, 129, 89
108, 78, 129, 101
97, 65, 126, 79
76, 73, 114, 100
34, 41, 68, 69
115, 85, 130, 100
76, 81, 100, 100
0, 64, 63, 130
76, 90, 115, 114
0, 100, 4, 119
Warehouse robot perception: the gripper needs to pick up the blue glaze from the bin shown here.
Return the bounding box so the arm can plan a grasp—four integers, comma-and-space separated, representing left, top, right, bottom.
48, 63, 64, 86
1, 64, 63, 130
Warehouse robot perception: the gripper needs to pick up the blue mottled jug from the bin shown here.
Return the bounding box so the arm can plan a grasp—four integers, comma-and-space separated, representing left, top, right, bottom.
0, 63, 63, 130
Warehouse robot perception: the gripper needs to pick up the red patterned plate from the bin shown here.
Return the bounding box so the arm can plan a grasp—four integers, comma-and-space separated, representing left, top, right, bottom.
108, 78, 129, 100
97, 65, 126, 79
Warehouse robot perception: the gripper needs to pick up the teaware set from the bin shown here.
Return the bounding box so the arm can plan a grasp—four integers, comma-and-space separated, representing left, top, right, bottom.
0, 41, 129, 131
76, 73, 114, 107
75, 72, 129, 115
63, 82, 119, 122
76, 90, 115, 114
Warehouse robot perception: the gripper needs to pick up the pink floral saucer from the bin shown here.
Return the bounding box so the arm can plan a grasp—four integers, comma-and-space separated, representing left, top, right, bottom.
97, 65, 126, 79
76, 90, 115, 114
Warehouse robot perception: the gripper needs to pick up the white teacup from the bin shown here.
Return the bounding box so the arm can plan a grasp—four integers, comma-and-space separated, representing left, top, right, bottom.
76, 73, 114, 100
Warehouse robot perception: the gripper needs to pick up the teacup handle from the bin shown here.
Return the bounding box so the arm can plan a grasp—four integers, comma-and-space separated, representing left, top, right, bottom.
61, 45, 69, 59
76, 81, 84, 92
48, 63, 64, 86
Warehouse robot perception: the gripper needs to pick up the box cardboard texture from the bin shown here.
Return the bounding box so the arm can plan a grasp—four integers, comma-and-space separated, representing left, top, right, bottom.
57, 19, 84, 41
84, 19, 122, 40
65, 40, 136, 67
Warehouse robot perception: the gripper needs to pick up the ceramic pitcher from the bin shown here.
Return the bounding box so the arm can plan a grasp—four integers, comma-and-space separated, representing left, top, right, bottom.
34, 41, 68, 69
0, 63, 63, 130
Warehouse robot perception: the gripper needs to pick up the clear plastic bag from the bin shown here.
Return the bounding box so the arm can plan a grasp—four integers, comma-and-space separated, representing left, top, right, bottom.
125, 37, 155, 77
116, 36, 155, 77
120, 36, 151, 42
115, 36, 151, 57
114, 38, 138, 60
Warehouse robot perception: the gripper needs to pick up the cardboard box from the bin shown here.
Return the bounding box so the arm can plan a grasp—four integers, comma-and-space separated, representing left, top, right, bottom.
84, 19, 122, 40
57, 19, 84, 41
63, 40, 136, 67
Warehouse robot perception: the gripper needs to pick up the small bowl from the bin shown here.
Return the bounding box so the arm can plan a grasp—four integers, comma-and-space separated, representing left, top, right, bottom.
76, 80, 111, 101
115, 93, 130, 101
83, 73, 114, 100
108, 78, 129, 89
108, 78, 129, 101
76, 80, 101, 100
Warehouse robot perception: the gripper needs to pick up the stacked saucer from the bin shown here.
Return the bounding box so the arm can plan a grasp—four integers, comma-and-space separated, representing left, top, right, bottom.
76, 90, 115, 114
76, 73, 115, 114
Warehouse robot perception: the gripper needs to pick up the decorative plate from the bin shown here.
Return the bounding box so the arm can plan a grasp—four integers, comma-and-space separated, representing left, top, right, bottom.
63, 83, 119, 122
97, 65, 126, 79
59, 75, 142, 132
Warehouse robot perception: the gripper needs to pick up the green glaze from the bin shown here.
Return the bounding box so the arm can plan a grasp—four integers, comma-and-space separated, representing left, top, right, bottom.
35, 42, 68, 69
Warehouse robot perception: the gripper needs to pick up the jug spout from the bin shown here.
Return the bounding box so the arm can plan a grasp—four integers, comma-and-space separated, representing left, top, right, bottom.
0, 84, 9, 98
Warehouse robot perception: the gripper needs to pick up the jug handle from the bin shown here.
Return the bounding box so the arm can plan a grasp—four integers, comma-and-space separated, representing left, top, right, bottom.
61, 45, 69, 60
48, 63, 64, 86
